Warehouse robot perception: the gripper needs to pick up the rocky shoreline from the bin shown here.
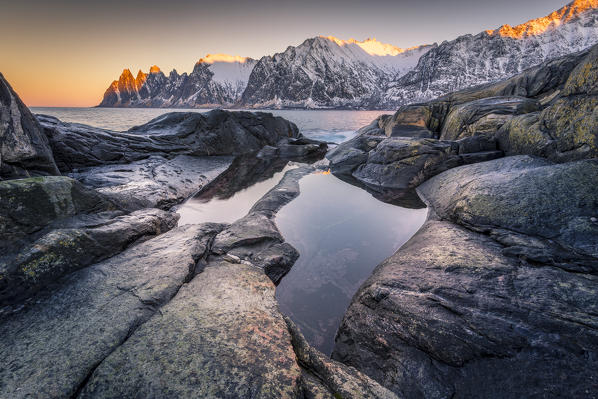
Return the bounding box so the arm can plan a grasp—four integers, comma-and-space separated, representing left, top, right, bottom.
1, 42, 597, 399
328, 44, 598, 398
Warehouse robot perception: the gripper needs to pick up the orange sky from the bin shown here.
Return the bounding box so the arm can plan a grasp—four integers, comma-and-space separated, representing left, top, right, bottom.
0, 0, 568, 107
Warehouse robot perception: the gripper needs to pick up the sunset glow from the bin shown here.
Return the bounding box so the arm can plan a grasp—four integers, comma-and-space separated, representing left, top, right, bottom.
486, 0, 598, 38
198, 54, 250, 64
0, 0, 574, 106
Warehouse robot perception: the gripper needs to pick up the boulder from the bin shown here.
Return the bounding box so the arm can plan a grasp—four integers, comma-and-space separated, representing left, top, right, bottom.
440, 96, 541, 141
38, 109, 317, 172
418, 156, 598, 258
0, 73, 59, 179
333, 219, 598, 399
0, 176, 116, 252
339, 137, 502, 200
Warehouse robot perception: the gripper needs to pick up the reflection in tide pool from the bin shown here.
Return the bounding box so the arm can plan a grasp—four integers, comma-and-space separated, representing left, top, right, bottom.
176, 159, 297, 225
276, 172, 427, 355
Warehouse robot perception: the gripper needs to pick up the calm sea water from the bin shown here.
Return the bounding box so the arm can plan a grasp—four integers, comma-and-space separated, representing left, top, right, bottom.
31, 107, 390, 144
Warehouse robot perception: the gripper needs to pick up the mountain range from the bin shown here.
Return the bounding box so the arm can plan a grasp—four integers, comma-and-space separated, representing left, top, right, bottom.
99, 0, 598, 109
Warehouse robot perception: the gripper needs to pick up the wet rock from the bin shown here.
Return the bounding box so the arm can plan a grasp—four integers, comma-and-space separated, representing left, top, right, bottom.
333, 220, 598, 399
71, 155, 233, 211
80, 260, 302, 398
0, 223, 224, 399
39, 110, 305, 172
189, 154, 289, 203
285, 317, 399, 399
277, 137, 328, 160
326, 134, 381, 176
0, 73, 59, 179
211, 167, 313, 283
0, 208, 179, 307
0, 176, 116, 252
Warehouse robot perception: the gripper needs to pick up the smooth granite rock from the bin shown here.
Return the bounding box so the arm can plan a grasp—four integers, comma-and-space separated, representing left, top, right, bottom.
0, 208, 179, 307
80, 260, 302, 398
440, 96, 541, 141
337, 137, 502, 201
333, 219, 598, 399
418, 156, 598, 259
333, 154, 598, 398
71, 154, 234, 211
0, 223, 224, 399
0, 73, 59, 179
0, 176, 117, 252
39, 110, 305, 172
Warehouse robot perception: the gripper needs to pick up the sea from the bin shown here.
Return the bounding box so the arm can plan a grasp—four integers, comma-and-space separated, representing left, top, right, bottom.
31, 107, 391, 144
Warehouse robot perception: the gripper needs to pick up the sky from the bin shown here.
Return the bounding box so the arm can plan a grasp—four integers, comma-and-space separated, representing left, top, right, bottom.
0, 0, 570, 107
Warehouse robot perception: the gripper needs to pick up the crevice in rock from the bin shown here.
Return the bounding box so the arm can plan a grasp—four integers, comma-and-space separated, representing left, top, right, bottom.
70, 226, 225, 398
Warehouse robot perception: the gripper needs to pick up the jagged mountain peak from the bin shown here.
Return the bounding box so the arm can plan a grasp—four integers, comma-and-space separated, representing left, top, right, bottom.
119, 69, 134, 80
486, 0, 598, 39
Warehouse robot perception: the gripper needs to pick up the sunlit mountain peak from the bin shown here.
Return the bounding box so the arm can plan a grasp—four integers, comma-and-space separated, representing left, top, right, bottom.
198, 54, 249, 64
486, 0, 598, 39
320, 36, 414, 56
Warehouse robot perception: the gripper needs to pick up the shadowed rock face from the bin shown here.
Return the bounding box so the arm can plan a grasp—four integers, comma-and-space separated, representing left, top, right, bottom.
332, 156, 598, 398
39, 109, 307, 172
0, 73, 59, 179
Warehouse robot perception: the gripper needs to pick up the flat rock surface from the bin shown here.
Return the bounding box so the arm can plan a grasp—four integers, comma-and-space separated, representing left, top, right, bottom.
1, 208, 179, 307
72, 155, 234, 210
80, 260, 302, 399
0, 223, 224, 399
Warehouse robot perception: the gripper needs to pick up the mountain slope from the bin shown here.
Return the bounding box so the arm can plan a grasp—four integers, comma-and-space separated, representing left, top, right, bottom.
383, 0, 598, 106
98, 0, 598, 109
240, 37, 431, 109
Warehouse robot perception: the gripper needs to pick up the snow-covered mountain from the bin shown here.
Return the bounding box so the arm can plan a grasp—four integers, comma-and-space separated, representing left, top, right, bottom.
99, 0, 598, 109
383, 0, 598, 106
240, 37, 431, 108
99, 55, 257, 107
